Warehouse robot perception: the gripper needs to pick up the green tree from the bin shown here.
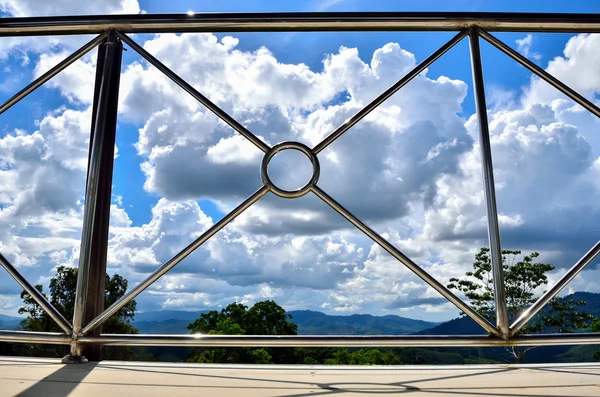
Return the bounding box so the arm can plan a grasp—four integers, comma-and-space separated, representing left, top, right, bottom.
448, 248, 593, 363
19, 265, 139, 360
323, 349, 399, 365
187, 300, 298, 364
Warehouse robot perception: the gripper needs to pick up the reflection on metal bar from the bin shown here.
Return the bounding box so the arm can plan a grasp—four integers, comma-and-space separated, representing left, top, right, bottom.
76, 332, 600, 347
468, 29, 509, 340
313, 30, 467, 154
261, 141, 320, 199
0, 330, 71, 345
0, 253, 72, 335
2, 328, 599, 348
310, 185, 500, 338
81, 29, 123, 362
71, 31, 122, 357
478, 29, 600, 119
117, 32, 270, 154
0, 33, 106, 116
510, 240, 600, 336
81, 185, 271, 336
2, 13, 600, 36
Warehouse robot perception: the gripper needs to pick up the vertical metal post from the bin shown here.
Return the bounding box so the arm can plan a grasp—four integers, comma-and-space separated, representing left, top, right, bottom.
468, 28, 510, 340
65, 30, 122, 363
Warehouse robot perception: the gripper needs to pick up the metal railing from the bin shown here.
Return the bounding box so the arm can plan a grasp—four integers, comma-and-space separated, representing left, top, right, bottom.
1, 12, 600, 362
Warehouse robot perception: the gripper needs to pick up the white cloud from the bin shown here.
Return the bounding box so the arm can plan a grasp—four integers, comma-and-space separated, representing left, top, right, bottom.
0, 0, 139, 17
515, 34, 541, 61
0, 104, 94, 319
0, 1, 140, 61
34, 51, 96, 104
0, 107, 91, 269
113, 33, 471, 240
524, 34, 600, 106
206, 135, 264, 165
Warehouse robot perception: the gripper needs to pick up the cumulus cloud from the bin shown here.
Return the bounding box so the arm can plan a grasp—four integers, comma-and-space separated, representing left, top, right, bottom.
0, 0, 139, 17
0, 110, 90, 273
34, 51, 96, 104
424, 103, 600, 265
515, 34, 541, 61
524, 33, 600, 106
112, 33, 472, 240
103, 199, 364, 300
0, 107, 92, 312
0, 0, 140, 60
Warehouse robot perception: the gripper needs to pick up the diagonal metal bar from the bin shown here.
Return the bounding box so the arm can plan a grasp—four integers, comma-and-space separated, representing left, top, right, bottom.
510, 240, 600, 336
81, 185, 271, 335
468, 28, 509, 340
117, 31, 270, 154
0, 32, 107, 116
478, 28, 600, 119
312, 29, 468, 155
0, 252, 72, 335
310, 185, 500, 337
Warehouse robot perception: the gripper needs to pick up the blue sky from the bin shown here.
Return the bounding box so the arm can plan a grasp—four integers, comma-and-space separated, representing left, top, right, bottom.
1, 0, 600, 323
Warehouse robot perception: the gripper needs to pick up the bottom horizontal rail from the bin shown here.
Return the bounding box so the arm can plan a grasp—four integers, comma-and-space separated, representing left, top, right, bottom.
0, 330, 71, 345
78, 333, 600, 347
2, 331, 599, 348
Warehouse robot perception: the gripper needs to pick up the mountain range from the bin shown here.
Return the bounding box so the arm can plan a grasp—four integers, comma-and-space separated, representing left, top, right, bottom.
131, 309, 439, 335
2, 291, 599, 338
2, 292, 598, 363
0, 314, 21, 330
0, 308, 439, 335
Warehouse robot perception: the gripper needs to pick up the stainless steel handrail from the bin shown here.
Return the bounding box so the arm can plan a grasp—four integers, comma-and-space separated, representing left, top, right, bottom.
1, 12, 600, 35
0, 13, 598, 355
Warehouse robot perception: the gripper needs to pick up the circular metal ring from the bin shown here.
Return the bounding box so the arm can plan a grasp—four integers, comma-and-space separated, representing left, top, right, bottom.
261, 141, 320, 199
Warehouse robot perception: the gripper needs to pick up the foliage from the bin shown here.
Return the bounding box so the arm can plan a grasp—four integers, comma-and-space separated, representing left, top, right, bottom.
18, 265, 139, 360
323, 349, 399, 365
186, 300, 406, 365
187, 301, 298, 364
448, 248, 593, 363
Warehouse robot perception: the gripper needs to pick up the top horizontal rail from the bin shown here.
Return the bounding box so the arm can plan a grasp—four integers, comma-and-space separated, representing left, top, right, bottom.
1, 12, 600, 36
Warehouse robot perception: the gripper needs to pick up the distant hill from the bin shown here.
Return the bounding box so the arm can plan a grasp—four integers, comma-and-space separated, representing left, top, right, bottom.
563, 292, 600, 318
131, 309, 438, 335
416, 316, 485, 335
134, 310, 203, 323
0, 314, 21, 330
414, 292, 600, 364
134, 319, 193, 334
1, 308, 437, 335
289, 310, 437, 335
3, 292, 599, 364
419, 291, 600, 336
132, 310, 207, 334
132, 292, 600, 337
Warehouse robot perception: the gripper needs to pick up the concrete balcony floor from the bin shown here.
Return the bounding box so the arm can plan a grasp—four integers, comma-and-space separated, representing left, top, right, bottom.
1, 356, 600, 396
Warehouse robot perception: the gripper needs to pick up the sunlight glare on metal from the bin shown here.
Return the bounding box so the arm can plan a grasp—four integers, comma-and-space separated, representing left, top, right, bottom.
187, 10, 195, 16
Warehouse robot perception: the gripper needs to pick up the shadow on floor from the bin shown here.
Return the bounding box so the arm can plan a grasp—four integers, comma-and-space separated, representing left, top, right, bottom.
100, 364, 598, 397
14, 361, 97, 397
